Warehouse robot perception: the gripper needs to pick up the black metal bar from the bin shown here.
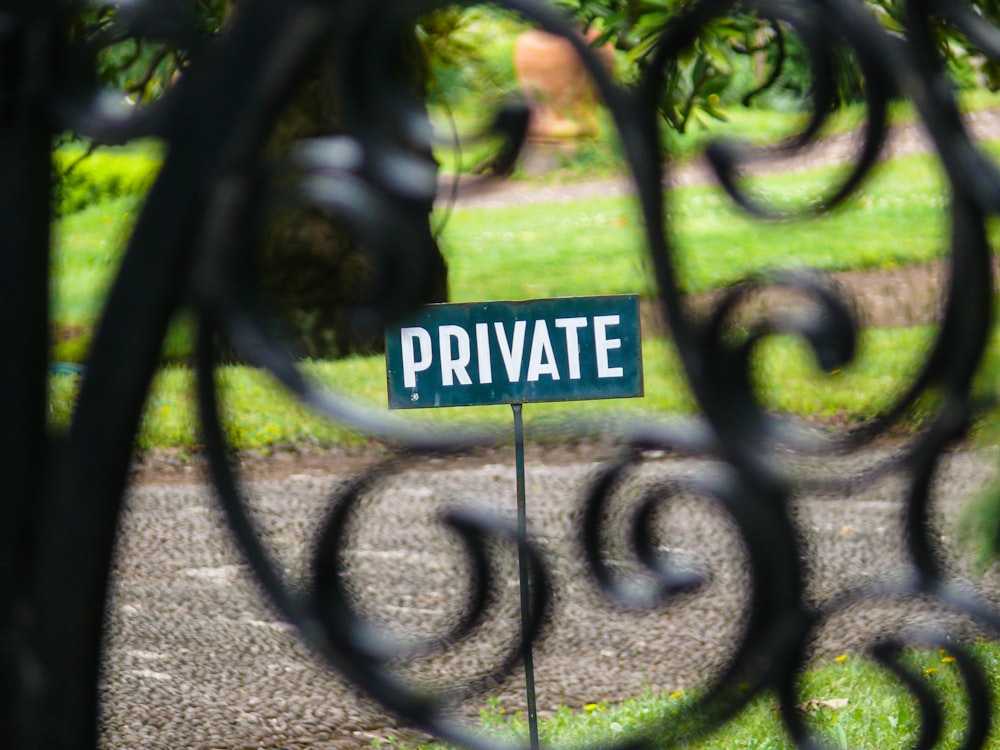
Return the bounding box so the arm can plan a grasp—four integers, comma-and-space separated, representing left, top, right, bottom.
0, 4, 54, 748
26, 4, 333, 748
2, 1, 1000, 749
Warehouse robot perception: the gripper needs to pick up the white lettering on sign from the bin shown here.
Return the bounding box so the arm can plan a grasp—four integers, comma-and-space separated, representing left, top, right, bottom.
526, 320, 559, 381
495, 320, 527, 381
554, 317, 587, 379
401, 327, 432, 388
475, 323, 492, 384
594, 315, 623, 378
398, 314, 626, 387
439, 325, 473, 386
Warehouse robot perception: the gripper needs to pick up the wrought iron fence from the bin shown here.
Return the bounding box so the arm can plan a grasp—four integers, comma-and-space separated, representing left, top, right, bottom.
4, 0, 1000, 748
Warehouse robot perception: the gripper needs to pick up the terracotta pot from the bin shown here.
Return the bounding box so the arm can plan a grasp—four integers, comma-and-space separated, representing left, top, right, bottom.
512, 28, 614, 139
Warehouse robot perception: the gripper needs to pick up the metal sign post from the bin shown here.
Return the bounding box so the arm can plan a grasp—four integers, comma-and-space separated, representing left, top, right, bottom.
386, 295, 643, 745
511, 402, 540, 750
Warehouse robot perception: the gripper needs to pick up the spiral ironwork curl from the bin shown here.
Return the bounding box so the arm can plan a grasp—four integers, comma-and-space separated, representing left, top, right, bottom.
6, 0, 1000, 748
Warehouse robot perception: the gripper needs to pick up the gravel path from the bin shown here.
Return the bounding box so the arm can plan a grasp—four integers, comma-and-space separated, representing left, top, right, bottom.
437, 108, 1000, 209
102, 447, 1000, 749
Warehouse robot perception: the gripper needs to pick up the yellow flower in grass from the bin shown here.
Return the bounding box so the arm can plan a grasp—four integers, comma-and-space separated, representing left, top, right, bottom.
669, 690, 684, 699
834, 654, 848, 663
584, 704, 599, 712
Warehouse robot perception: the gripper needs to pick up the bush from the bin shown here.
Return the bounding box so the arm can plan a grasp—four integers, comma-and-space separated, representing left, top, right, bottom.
53, 145, 161, 216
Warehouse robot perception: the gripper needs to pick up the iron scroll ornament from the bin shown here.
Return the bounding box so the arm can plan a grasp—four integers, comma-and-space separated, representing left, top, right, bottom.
5, 0, 1000, 748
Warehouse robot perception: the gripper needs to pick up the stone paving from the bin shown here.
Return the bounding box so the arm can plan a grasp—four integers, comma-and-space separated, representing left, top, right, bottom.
102, 447, 1000, 748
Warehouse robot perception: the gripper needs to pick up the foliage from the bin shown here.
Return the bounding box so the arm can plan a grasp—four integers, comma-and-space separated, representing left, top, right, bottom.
419, 7, 536, 175
419, 7, 528, 109
66, 1, 1000, 169
73, 1, 456, 360
67, 1, 211, 105
554, 1, 838, 133
554, 0, 1000, 137
53, 143, 161, 216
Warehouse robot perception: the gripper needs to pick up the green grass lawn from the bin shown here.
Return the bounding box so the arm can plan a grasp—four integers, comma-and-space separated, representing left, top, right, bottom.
427, 643, 1000, 750
53, 138, 964, 336
52, 195, 140, 329
47, 131, 1000, 453
439, 148, 955, 303
48, 324, 996, 453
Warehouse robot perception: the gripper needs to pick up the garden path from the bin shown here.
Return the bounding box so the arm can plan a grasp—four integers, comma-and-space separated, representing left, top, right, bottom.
106, 449, 1000, 749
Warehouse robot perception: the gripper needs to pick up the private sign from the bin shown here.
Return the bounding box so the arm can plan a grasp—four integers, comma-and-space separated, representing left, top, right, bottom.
385, 295, 643, 409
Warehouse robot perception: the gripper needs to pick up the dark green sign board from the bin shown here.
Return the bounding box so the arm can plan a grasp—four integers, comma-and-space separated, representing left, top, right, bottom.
385, 295, 643, 409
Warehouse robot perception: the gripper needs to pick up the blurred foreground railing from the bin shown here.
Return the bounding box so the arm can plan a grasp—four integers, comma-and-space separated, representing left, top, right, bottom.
4, 0, 1000, 748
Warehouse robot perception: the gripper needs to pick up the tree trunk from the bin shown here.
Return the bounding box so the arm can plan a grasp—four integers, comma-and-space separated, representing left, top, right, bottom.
232, 6, 447, 358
